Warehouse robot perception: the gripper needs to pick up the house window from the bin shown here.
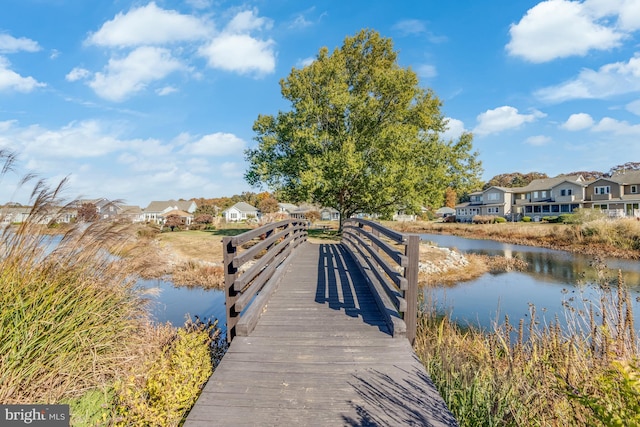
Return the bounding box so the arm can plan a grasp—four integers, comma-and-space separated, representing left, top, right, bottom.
230, 212, 237, 219
487, 193, 499, 201
632, 185, 638, 194
541, 191, 547, 198
568, 189, 573, 195
595, 186, 610, 195
560, 189, 566, 196
533, 191, 539, 198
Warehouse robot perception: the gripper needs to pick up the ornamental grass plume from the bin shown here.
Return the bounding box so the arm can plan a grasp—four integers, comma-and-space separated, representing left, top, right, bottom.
0, 150, 153, 404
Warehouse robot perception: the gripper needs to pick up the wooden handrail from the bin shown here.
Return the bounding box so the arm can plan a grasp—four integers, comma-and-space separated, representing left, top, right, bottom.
341, 218, 420, 343
223, 219, 308, 342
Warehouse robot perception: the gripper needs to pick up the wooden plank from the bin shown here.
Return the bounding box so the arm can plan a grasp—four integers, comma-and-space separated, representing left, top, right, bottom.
185, 242, 457, 427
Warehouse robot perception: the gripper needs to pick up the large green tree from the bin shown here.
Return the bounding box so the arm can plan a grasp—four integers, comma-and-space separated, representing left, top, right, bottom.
245, 30, 482, 229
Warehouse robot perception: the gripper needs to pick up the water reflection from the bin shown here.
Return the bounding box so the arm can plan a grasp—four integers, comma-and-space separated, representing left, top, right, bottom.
421, 233, 640, 330
138, 278, 226, 329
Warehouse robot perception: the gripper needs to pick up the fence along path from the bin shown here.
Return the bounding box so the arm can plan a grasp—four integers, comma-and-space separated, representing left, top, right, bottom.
184, 219, 457, 426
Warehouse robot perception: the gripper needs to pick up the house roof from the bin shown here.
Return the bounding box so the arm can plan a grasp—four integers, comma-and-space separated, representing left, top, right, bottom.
609, 170, 640, 184
278, 203, 298, 212
120, 205, 142, 214
145, 199, 195, 213
512, 175, 584, 193
225, 202, 258, 213
435, 207, 455, 214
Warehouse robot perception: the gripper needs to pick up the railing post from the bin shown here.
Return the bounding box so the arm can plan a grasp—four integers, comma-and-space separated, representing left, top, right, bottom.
404, 234, 420, 344
223, 236, 239, 343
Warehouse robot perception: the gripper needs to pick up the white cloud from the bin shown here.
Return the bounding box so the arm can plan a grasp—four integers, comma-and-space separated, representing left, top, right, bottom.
89, 47, 185, 101
198, 9, 276, 76
0, 120, 251, 205
289, 14, 313, 29
536, 55, 640, 102
592, 117, 640, 134
473, 106, 546, 136
156, 86, 178, 96
87, 2, 211, 47
0, 34, 40, 53
180, 132, 246, 156
626, 99, 640, 115
506, 0, 623, 63
393, 19, 427, 36
525, 135, 552, 146
66, 67, 91, 82
199, 34, 275, 75
582, 0, 640, 30
18, 121, 138, 159
297, 57, 315, 67
219, 161, 244, 178
185, 0, 212, 9
561, 113, 594, 130
225, 9, 273, 34
0, 57, 45, 92
442, 118, 466, 141
416, 64, 437, 79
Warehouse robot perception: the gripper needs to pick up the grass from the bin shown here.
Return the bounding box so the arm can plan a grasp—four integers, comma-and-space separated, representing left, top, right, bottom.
416, 268, 640, 426
0, 150, 223, 425
392, 216, 640, 260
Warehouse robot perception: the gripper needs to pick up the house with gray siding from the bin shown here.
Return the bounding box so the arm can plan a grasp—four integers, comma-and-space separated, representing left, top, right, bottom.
455, 173, 640, 222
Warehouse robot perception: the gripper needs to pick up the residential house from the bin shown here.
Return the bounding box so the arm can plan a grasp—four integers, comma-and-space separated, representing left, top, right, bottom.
143, 200, 197, 223
1, 206, 32, 225
277, 203, 299, 217
453, 173, 640, 222
79, 198, 122, 221
435, 207, 456, 218
455, 187, 515, 222
583, 170, 640, 217
511, 175, 587, 220
223, 202, 259, 222
119, 205, 145, 223
160, 208, 194, 226
320, 207, 340, 221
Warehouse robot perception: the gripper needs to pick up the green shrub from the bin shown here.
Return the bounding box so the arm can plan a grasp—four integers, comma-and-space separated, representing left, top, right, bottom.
522, 216, 531, 222
113, 320, 216, 426
569, 361, 640, 426
559, 214, 574, 223
542, 216, 559, 223
494, 216, 507, 223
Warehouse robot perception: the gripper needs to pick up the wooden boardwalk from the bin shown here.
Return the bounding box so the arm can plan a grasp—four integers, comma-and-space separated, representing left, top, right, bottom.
185, 242, 457, 426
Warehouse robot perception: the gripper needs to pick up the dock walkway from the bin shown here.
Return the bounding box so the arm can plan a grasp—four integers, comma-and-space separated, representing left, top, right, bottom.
185, 243, 457, 426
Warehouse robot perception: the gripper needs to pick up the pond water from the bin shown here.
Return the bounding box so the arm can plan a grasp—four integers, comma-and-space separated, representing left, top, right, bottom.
421, 233, 640, 331
139, 278, 226, 330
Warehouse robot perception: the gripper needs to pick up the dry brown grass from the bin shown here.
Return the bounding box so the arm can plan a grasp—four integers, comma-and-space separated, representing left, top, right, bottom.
388, 220, 640, 259
419, 244, 528, 286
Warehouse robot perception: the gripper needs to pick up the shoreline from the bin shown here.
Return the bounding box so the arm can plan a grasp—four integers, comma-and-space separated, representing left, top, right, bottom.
389, 220, 640, 261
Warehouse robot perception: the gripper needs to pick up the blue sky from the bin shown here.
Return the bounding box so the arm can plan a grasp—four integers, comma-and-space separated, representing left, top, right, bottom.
2, 0, 640, 208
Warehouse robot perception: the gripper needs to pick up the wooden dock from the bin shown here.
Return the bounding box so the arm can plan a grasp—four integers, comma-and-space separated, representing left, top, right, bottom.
185, 242, 457, 426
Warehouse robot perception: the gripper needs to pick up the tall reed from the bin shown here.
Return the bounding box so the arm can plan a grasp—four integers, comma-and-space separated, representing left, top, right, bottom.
416, 269, 639, 426
0, 151, 153, 403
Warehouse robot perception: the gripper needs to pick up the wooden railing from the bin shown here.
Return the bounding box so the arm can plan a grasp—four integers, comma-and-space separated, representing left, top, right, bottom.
341, 218, 420, 343
223, 219, 308, 342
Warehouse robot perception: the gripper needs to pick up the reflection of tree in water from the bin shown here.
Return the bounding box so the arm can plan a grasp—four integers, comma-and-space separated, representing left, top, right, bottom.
472, 249, 640, 289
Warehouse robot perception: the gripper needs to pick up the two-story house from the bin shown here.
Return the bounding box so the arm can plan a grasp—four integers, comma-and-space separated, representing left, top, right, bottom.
455, 187, 514, 221
455, 172, 640, 222
511, 175, 587, 219
584, 170, 640, 217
